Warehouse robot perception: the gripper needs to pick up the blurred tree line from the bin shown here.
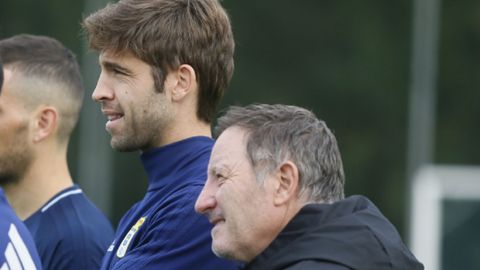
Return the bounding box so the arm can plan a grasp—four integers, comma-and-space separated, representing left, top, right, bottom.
1, 0, 479, 239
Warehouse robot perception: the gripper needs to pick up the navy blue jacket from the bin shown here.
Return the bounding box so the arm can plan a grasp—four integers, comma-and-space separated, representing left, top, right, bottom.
1, 188, 42, 269
100, 136, 237, 270
25, 185, 114, 270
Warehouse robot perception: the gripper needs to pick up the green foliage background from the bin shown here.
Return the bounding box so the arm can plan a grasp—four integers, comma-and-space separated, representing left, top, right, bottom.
1, 0, 479, 243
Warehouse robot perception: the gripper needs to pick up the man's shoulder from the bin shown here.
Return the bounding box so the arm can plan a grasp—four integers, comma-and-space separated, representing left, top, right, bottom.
107, 186, 237, 270
0, 222, 42, 270
143, 183, 207, 229
25, 186, 113, 255
137, 179, 205, 219
0, 193, 42, 269
164, 179, 205, 202
28, 187, 111, 230
23, 188, 113, 269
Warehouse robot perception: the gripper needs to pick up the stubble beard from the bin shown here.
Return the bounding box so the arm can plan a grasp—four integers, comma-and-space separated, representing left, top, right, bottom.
110, 93, 172, 152
0, 129, 34, 186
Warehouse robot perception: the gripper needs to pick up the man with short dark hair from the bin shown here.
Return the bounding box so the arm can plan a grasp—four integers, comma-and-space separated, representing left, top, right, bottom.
0, 61, 43, 270
0, 34, 114, 270
196, 104, 424, 270
83, 0, 236, 269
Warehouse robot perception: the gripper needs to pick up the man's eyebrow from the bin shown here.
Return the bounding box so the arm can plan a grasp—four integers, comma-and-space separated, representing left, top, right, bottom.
209, 163, 223, 175
209, 162, 231, 176
101, 60, 132, 75
209, 165, 219, 175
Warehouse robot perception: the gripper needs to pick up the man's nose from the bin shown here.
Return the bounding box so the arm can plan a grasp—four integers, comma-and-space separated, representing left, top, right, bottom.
195, 181, 217, 214
92, 73, 114, 102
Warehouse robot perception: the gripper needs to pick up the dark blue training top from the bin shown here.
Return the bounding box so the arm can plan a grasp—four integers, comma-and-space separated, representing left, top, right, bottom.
100, 136, 237, 270
25, 185, 114, 270
1, 188, 42, 270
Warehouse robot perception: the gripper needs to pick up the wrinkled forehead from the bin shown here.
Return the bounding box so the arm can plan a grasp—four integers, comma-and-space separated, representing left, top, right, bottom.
210, 126, 249, 165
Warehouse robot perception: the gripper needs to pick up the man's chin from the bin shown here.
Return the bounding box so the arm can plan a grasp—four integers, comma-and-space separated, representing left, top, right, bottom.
212, 241, 241, 261
212, 245, 231, 260
110, 137, 140, 152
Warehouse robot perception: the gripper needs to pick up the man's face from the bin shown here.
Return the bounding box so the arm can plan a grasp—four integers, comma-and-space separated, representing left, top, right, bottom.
0, 69, 34, 184
92, 50, 174, 151
195, 126, 279, 262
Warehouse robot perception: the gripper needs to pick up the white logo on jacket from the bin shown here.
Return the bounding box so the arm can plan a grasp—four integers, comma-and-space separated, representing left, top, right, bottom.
1, 224, 37, 270
116, 217, 147, 258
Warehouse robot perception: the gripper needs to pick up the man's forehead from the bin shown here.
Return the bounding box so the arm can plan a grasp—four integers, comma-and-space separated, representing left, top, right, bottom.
209, 144, 231, 170
210, 126, 248, 166
213, 126, 245, 149
208, 149, 240, 175
99, 49, 138, 62
99, 50, 123, 64
99, 50, 150, 75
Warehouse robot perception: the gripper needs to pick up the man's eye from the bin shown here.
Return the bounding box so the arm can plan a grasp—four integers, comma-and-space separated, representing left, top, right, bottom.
216, 174, 227, 186
113, 68, 125, 75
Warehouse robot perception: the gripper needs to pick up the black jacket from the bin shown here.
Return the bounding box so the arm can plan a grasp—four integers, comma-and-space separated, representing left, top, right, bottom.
242, 195, 424, 270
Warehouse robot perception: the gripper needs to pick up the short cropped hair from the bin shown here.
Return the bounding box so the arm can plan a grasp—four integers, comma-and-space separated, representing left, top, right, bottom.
0, 34, 84, 143
215, 104, 345, 203
83, 0, 235, 123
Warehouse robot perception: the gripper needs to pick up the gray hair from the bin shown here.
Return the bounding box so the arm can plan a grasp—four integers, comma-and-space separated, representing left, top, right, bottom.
215, 104, 345, 203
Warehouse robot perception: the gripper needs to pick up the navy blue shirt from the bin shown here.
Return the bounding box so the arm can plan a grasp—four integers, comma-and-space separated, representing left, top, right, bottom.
1, 188, 42, 270
25, 185, 114, 270
101, 136, 237, 270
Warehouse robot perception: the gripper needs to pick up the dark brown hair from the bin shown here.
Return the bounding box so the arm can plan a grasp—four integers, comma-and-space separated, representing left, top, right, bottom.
83, 0, 235, 123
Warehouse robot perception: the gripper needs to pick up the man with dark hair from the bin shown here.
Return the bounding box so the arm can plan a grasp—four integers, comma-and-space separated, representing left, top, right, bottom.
1, 61, 43, 270
196, 104, 424, 270
0, 34, 114, 270
83, 0, 236, 269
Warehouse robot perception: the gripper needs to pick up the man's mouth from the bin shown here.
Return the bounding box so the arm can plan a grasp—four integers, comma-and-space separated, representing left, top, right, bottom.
103, 111, 124, 130
107, 114, 123, 122
210, 217, 225, 226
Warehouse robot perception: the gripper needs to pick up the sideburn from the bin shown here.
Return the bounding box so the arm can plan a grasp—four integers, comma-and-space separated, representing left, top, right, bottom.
151, 65, 165, 93
0, 123, 34, 185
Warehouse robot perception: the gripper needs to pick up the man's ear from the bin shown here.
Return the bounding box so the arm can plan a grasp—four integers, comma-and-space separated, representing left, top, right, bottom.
32, 106, 57, 143
273, 161, 300, 206
171, 64, 197, 102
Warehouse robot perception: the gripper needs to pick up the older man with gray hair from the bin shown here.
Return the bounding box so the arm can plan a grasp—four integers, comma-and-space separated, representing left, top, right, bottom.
195, 104, 424, 270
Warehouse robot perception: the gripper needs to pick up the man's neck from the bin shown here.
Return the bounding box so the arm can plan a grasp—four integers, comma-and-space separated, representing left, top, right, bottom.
154, 117, 212, 148
3, 154, 74, 220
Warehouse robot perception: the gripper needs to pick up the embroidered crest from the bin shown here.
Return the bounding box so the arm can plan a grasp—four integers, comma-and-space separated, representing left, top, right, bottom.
116, 217, 146, 258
